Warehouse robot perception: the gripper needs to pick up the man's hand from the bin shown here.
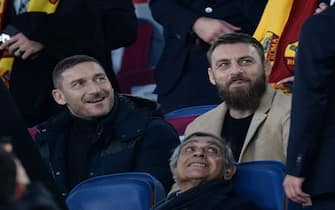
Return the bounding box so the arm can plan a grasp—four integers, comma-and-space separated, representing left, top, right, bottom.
192, 17, 240, 44
276, 76, 294, 85
0, 33, 44, 60
283, 175, 311, 204
314, 2, 329, 14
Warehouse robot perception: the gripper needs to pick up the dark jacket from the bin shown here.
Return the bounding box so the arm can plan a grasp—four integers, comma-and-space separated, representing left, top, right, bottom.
286, 6, 335, 195
17, 182, 60, 210
149, 0, 267, 112
154, 179, 260, 210
6, 0, 137, 126
0, 80, 63, 208
36, 95, 180, 197
0, 204, 18, 210
0, 182, 60, 210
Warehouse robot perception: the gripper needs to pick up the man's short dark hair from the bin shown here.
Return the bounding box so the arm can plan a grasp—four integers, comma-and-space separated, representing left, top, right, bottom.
0, 148, 17, 205
52, 55, 104, 89
207, 33, 265, 65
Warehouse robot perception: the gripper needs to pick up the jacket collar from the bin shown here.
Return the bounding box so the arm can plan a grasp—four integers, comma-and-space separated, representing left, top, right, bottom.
239, 86, 275, 159
200, 85, 275, 160
37, 94, 162, 145
155, 179, 233, 210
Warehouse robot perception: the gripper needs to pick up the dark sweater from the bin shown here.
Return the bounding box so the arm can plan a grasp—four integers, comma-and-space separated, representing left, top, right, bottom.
154, 179, 260, 210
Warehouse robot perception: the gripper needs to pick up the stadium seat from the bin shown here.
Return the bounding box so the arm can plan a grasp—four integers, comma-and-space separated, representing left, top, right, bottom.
164, 105, 217, 118
66, 172, 165, 210
27, 127, 38, 141
133, 0, 148, 3
117, 19, 155, 95
233, 160, 286, 210
165, 105, 217, 135
287, 200, 312, 210
103, 172, 166, 204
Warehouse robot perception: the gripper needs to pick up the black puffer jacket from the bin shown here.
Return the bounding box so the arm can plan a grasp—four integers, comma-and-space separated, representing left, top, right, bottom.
36, 94, 180, 197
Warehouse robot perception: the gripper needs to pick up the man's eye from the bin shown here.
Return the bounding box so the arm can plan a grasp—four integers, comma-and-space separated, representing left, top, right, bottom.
96, 76, 106, 82
240, 59, 253, 65
71, 81, 81, 88
218, 62, 229, 69
206, 147, 218, 154
184, 146, 194, 153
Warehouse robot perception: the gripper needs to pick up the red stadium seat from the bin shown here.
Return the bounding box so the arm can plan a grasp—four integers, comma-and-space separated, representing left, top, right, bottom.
165, 105, 217, 136
27, 127, 38, 141
117, 20, 155, 94
133, 0, 148, 3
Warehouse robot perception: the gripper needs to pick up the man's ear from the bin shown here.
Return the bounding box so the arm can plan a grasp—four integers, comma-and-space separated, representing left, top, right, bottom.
264, 60, 272, 78
52, 89, 66, 105
208, 67, 216, 86
223, 165, 236, 181
169, 165, 180, 195
170, 165, 177, 180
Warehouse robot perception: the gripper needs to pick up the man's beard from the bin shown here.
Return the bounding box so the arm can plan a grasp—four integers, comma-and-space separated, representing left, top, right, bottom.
218, 72, 266, 111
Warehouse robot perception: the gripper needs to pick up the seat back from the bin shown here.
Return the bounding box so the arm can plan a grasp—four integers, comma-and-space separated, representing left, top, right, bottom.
165, 105, 217, 135
66, 172, 165, 210
102, 172, 166, 204
233, 160, 286, 210
27, 127, 38, 141
117, 19, 155, 95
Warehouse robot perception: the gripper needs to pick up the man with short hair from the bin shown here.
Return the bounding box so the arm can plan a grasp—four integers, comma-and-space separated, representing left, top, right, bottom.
149, 0, 267, 113
36, 55, 180, 197
154, 132, 260, 210
185, 33, 291, 162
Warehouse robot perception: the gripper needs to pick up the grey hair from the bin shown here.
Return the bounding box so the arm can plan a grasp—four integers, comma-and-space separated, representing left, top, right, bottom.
169, 132, 236, 169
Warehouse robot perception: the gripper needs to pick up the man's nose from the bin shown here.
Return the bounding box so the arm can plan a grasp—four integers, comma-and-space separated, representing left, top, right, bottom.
87, 82, 101, 93
192, 149, 205, 158
230, 62, 243, 74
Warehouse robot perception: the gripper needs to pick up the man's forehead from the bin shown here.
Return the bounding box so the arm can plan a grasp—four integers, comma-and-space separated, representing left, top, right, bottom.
183, 136, 224, 147
65, 61, 103, 71
61, 62, 105, 78
212, 43, 258, 59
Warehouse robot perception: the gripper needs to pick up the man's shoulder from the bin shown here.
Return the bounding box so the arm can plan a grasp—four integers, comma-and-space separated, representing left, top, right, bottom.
258, 86, 291, 114
37, 109, 70, 128
255, 88, 292, 131
185, 104, 224, 136
192, 104, 224, 123
116, 94, 172, 132
116, 94, 165, 127
270, 89, 292, 111
118, 94, 161, 115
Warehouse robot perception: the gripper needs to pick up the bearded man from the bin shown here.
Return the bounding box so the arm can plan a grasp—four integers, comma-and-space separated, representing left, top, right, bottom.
185, 33, 291, 162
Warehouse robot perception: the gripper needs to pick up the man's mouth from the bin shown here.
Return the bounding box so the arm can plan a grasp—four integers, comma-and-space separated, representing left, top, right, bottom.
86, 96, 105, 103
232, 79, 245, 83
188, 162, 208, 168
229, 77, 249, 86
